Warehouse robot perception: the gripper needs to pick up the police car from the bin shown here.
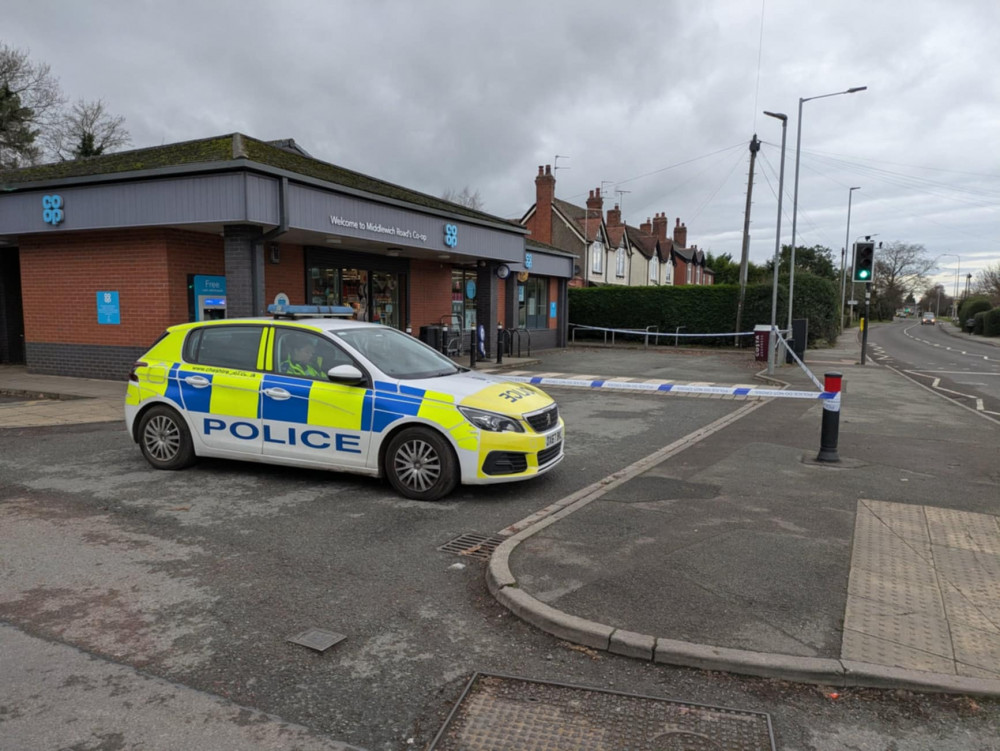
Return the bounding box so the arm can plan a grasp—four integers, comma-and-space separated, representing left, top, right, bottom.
125, 307, 564, 501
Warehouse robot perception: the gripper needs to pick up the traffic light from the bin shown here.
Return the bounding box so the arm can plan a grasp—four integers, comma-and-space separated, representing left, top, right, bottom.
853, 241, 875, 283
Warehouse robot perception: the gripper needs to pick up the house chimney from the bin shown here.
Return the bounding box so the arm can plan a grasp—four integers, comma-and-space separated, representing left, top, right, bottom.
607, 204, 621, 228
640, 217, 652, 235
532, 164, 556, 244
652, 212, 668, 241
673, 217, 687, 248
586, 187, 603, 212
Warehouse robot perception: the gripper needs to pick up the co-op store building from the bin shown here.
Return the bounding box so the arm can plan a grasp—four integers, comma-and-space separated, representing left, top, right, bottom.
0, 133, 572, 379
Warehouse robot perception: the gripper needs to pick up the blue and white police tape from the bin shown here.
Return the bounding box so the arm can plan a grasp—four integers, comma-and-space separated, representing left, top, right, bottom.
571, 324, 755, 338
504, 375, 839, 403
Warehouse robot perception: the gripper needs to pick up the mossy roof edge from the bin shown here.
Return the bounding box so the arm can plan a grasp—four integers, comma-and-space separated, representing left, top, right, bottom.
0, 132, 521, 229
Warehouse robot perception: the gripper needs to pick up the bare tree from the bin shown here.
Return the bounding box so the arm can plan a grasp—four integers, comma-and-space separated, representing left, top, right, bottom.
43, 98, 131, 160
918, 283, 952, 316
872, 241, 934, 318
441, 186, 484, 211
0, 43, 64, 168
972, 262, 1000, 303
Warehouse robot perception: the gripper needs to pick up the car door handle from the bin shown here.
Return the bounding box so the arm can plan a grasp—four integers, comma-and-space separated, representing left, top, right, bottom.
263, 387, 291, 400
184, 375, 211, 388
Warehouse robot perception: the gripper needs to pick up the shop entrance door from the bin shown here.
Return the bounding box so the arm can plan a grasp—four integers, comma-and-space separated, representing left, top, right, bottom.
0, 249, 25, 364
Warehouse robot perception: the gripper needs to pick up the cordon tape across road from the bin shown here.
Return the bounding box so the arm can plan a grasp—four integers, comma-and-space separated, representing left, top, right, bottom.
503, 375, 839, 402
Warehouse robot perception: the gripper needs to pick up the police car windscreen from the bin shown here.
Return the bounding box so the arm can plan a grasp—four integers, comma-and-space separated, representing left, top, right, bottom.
335, 328, 459, 379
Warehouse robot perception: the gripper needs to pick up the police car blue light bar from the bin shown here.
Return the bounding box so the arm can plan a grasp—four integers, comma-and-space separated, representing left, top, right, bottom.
267, 303, 355, 318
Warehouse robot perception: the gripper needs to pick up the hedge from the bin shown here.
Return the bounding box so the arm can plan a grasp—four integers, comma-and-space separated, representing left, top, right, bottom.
984, 307, 1000, 337
568, 273, 839, 346
958, 296, 993, 325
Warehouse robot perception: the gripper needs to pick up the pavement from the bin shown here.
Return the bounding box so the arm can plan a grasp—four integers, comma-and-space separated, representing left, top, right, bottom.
2, 323, 1000, 747
487, 322, 1000, 697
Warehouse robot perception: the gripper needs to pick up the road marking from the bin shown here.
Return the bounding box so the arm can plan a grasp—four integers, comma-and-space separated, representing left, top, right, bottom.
886, 364, 1000, 426
977, 398, 985, 411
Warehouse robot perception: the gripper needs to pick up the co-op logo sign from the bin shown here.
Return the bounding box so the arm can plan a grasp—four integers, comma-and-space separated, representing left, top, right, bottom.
42, 195, 65, 225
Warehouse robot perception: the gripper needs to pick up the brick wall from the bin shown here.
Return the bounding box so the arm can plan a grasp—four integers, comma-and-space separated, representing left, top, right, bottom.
25, 341, 146, 380
264, 243, 306, 304
19, 228, 225, 377
164, 229, 224, 322
409, 259, 452, 330
20, 229, 173, 348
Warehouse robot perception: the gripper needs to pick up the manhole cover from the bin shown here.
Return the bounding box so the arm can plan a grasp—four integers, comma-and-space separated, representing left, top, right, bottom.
428, 673, 775, 751
286, 628, 346, 652
438, 532, 506, 561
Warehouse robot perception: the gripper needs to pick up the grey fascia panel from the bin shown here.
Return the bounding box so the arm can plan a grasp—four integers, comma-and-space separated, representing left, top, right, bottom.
289, 183, 524, 263
0, 173, 254, 234
508, 251, 574, 278
2, 157, 526, 238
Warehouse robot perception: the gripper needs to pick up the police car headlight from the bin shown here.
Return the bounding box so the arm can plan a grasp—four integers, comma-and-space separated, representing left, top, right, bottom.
457, 406, 524, 433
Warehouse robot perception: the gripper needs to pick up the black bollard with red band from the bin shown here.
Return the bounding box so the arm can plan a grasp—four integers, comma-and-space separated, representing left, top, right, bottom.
816, 372, 842, 462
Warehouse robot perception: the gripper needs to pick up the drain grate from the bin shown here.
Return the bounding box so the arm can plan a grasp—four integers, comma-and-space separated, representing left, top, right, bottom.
428, 673, 776, 751
438, 532, 507, 561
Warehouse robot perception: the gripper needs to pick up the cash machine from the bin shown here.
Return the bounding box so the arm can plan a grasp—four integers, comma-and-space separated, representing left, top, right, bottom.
188, 275, 227, 321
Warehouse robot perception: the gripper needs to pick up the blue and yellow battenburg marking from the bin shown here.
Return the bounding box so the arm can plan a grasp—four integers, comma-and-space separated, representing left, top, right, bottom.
140, 365, 469, 437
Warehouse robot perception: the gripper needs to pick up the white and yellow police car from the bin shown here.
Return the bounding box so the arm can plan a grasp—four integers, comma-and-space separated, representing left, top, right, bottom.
125, 307, 564, 501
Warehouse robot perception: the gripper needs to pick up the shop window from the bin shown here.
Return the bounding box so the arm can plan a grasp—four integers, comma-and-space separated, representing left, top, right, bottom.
518, 277, 548, 329
371, 271, 400, 327
310, 267, 341, 305
308, 264, 405, 326
451, 268, 476, 331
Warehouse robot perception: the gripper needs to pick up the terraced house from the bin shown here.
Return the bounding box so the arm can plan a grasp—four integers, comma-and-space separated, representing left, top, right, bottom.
520, 165, 713, 289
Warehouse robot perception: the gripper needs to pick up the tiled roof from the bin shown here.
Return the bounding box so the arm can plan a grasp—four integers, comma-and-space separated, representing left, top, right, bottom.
552, 196, 603, 241
0, 133, 517, 226
624, 225, 656, 259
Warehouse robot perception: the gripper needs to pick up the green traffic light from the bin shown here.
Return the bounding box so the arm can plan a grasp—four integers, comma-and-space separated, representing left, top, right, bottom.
859, 270, 870, 279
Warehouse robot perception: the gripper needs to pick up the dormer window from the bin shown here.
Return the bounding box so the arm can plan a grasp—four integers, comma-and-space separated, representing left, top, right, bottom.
649, 256, 658, 282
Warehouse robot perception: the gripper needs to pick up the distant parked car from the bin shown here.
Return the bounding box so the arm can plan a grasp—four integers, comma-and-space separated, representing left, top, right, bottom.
921, 312, 936, 325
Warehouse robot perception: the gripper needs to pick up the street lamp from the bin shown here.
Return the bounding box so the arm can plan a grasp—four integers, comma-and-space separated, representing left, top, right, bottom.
935, 253, 960, 319
764, 110, 788, 375
788, 86, 868, 332
840, 186, 861, 330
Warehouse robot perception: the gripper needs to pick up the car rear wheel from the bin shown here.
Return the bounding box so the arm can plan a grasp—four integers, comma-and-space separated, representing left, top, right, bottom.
138, 405, 196, 470
384, 427, 458, 501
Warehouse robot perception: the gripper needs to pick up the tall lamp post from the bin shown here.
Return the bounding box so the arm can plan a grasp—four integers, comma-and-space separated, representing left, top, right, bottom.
764, 110, 788, 375
840, 186, 861, 330
788, 86, 867, 332
936, 253, 960, 319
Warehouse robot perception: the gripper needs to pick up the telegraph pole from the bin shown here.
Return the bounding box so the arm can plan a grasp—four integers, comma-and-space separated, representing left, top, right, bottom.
735, 133, 761, 345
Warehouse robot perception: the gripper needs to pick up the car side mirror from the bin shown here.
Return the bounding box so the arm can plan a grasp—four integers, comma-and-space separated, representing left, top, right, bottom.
327, 364, 364, 384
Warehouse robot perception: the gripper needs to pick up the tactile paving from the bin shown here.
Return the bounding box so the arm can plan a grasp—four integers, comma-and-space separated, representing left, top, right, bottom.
429, 673, 775, 751
843, 500, 1000, 676
925, 506, 1000, 555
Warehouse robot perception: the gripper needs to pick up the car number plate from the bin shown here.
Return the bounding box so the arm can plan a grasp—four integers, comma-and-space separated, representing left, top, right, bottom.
545, 429, 562, 448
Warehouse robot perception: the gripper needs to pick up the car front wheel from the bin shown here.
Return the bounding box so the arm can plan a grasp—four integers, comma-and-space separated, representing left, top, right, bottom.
138, 405, 196, 470
384, 427, 458, 501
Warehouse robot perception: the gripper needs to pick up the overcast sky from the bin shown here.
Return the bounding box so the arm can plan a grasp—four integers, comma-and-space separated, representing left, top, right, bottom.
6, 0, 999, 290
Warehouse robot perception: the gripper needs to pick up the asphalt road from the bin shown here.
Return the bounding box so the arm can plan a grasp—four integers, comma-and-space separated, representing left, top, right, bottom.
2, 352, 1000, 750
869, 320, 1000, 419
